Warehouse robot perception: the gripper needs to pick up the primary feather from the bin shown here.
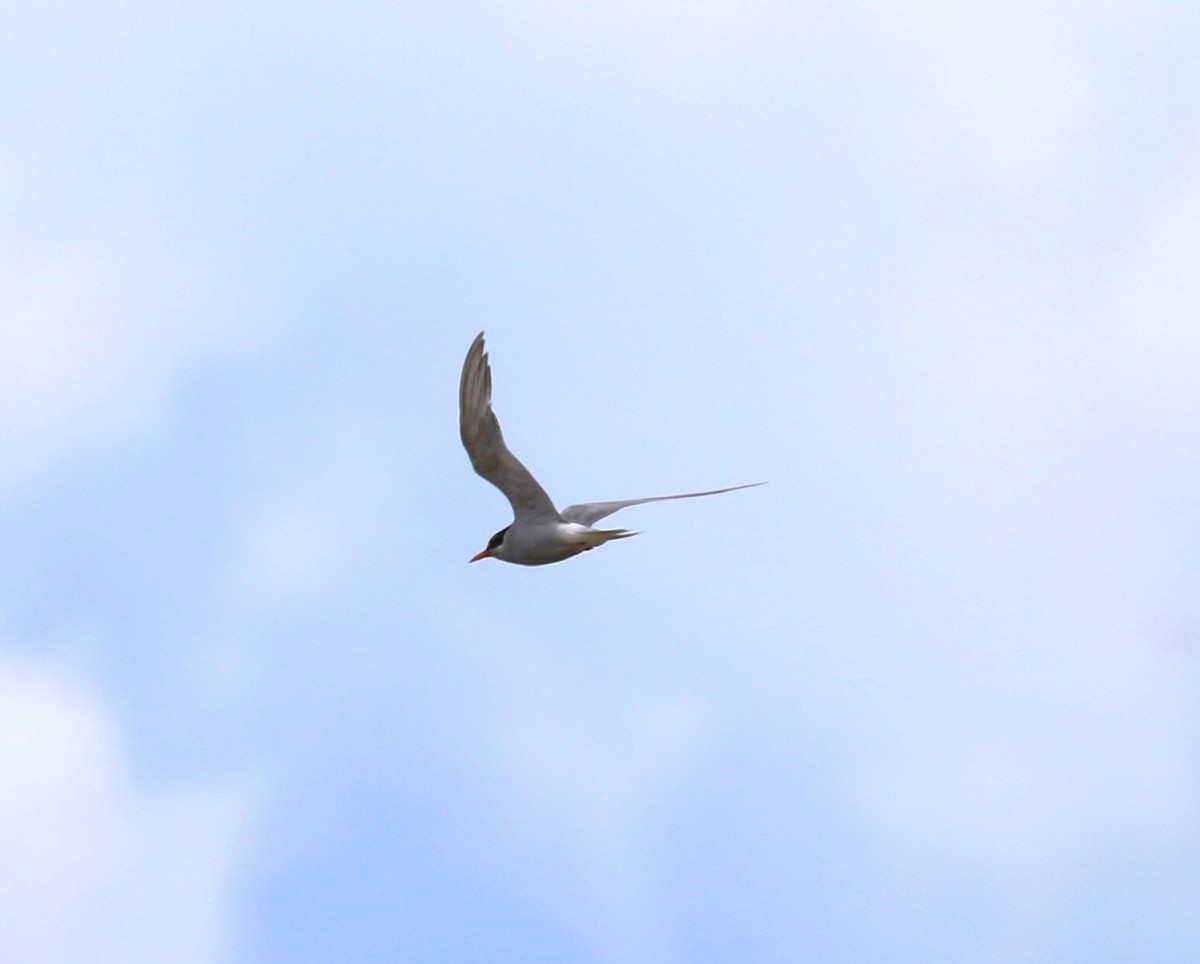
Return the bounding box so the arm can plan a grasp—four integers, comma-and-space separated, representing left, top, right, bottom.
560, 482, 766, 526
459, 332, 560, 523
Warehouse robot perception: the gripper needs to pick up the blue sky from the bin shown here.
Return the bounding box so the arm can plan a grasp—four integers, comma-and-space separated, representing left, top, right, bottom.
2, 2, 1199, 961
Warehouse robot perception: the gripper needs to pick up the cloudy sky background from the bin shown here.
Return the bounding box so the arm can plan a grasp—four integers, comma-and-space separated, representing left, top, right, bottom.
2, 2, 1199, 961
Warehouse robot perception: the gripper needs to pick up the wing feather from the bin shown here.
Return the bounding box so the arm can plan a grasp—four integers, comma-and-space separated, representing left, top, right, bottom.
560, 482, 764, 526
459, 332, 561, 523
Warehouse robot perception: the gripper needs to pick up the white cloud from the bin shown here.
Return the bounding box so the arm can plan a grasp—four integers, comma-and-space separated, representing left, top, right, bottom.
852, 626, 1199, 960
0, 159, 262, 498
186, 490, 357, 710
490, 0, 793, 95
869, 0, 1093, 176
488, 685, 709, 963
0, 645, 264, 964
1104, 161, 1200, 413
861, 642, 1196, 850
228, 498, 350, 608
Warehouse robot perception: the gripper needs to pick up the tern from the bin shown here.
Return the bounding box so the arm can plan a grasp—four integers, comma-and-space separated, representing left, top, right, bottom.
459, 331, 762, 566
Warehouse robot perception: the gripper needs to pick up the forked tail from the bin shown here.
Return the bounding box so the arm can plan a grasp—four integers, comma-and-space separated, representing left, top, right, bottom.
585, 527, 640, 548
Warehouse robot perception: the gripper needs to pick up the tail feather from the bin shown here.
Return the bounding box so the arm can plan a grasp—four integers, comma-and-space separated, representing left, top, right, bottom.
584, 527, 640, 548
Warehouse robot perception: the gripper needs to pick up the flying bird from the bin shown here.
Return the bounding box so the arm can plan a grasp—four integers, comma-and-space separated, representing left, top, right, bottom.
459, 331, 761, 565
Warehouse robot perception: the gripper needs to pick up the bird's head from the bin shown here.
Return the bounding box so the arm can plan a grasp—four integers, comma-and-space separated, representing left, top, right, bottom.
469, 525, 509, 563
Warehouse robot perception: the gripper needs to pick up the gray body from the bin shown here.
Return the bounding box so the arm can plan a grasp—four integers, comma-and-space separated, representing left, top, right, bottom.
494, 521, 637, 566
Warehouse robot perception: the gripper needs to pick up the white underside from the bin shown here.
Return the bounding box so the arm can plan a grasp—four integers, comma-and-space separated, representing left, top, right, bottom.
496, 521, 638, 566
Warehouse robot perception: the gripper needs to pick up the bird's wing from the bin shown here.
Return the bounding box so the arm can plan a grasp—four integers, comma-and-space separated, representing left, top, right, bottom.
459, 332, 561, 524
560, 482, 764, 526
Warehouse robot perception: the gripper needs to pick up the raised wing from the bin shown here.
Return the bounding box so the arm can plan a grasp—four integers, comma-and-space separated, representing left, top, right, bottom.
459, 332, 561, 524
560, 482, 764, 527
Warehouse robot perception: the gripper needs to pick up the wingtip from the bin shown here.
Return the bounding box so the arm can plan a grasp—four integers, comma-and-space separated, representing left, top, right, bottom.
721, 481, 766, 493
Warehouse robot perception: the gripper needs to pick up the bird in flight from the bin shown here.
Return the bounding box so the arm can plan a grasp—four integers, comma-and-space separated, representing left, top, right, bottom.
459, 332, 762, 565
